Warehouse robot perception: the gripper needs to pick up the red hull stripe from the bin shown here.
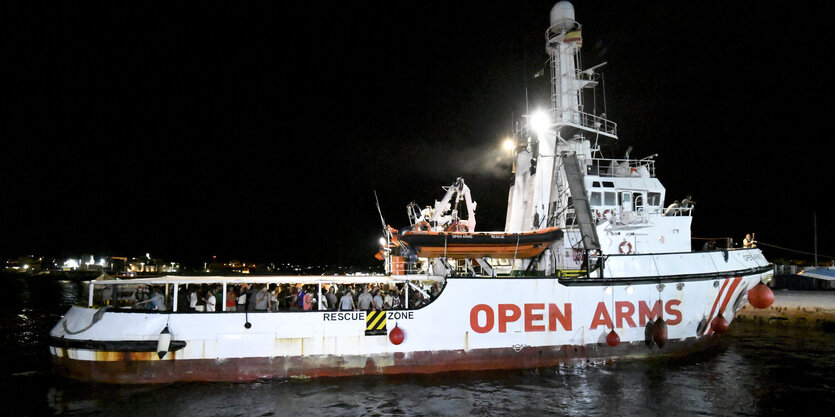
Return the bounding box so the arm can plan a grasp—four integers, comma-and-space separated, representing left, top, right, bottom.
703, 278, 729, 336
52, 337, 717, 384
705, 276, 742, 336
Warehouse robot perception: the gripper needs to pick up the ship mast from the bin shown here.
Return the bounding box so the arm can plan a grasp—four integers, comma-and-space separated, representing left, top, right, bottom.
546, 2, 617, 140
504, 1, 621, 276
507, 1, 617, 234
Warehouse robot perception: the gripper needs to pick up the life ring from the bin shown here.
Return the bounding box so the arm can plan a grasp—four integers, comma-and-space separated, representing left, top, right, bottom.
602, 209, 613, 220
619, 241, 633, 254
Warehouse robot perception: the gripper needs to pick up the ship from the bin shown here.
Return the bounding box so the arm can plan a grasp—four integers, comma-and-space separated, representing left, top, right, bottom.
48, 1, 775, 384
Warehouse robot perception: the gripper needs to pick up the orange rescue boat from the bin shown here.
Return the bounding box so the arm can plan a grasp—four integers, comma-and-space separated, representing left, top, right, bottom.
400, 226, 562, 259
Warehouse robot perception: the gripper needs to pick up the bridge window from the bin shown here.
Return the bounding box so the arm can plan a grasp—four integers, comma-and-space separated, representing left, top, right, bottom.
647, 192, 661, 206
590, 191, 601, 206
634, 194, 645, 211
604, 191, 616, 205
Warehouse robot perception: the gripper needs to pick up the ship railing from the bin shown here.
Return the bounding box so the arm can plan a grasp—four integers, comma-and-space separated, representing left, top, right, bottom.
693, 236, 735, 251
664, 206, 693, 217
586, 157, 656, 178
80, 274, 446, 312
557, 109, 618, 137
388, 258, 425, 276
512, 109, 617, 141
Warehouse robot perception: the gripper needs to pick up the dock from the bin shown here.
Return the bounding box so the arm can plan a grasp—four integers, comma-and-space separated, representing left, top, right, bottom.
736, 289, 835, 327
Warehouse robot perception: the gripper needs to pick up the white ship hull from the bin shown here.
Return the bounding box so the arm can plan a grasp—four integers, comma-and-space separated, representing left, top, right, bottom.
49, 250, 770, 383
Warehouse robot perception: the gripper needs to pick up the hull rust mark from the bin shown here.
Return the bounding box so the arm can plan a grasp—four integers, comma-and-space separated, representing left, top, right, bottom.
52, 336, 716, 384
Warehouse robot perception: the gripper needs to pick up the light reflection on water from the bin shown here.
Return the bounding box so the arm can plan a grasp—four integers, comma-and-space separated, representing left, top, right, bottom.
1, 274, 833, 416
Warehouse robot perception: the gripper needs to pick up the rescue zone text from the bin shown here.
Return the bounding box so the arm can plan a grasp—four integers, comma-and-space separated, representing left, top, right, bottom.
323, 311, 415, 321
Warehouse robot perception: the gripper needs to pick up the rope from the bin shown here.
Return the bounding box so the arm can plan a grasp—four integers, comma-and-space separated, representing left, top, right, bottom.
62, 306, 111, 335
512, 234, 520, 270
693, 236, 833, 260
756, 241, 835, 260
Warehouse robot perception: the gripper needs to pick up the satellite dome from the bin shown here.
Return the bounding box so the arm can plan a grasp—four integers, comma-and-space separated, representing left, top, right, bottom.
549, 1, 576, 32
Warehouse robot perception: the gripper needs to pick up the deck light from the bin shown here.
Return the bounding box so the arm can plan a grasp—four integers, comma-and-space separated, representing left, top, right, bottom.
502, 138, 515, 151
529, 110, 552, 136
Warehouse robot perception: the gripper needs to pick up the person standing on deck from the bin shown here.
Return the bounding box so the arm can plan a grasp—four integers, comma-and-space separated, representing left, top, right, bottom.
743, 233, 757, 248
357, 287, 373, 310
372, 288, 384, 311
236, 284, 247, 312
189, 287, 198, 312
338, 290, 356, 311
326, 287, 338, 311
383, 290, 394, 309
225, 287, 237, 312
254, 285, 269, 311
680, 195, 696, 214
664, 200, 680, 216
203, 289, 216, 312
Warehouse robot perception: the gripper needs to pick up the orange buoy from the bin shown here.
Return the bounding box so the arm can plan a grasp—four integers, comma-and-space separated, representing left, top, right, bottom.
389, 324, 404, 345
652, 317, 668, 347
711, 313, 729, 333
747, 282, 774, 309
606, 329, 620, 347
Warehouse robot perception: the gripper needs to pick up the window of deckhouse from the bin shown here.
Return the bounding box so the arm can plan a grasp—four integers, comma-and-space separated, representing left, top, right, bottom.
590, 191, 602, 206
647, 192, 661, 207
634, 193, 645, 211
604, 191, 616, 206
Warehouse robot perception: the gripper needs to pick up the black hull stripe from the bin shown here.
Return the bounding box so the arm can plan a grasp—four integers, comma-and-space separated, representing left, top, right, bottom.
560, 265, 773, 286
444, 265, 772, 285
49, 337, 187, 352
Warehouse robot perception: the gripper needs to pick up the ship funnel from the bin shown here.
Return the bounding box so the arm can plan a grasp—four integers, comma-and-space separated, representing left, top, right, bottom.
549, 1, 576, 32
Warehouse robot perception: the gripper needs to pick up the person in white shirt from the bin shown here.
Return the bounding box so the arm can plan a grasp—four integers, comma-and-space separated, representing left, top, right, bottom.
338, 291, 355, 311
383, 291, 393, 309
237, 284, 247, 312
372, 289, 384, 311
204, 289, 216, 312
357, 288, 373, 310
189, 288, 198, 312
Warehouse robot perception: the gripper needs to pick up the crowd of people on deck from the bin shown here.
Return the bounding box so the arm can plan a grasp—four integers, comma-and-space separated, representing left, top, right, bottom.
104, 281, 445, 313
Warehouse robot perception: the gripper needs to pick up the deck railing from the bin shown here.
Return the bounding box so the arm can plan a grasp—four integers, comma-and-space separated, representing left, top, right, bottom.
586, 158, 656, 178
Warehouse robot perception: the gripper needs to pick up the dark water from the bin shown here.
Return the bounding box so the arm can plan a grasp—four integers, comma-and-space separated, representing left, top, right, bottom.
2, 275, 833, 417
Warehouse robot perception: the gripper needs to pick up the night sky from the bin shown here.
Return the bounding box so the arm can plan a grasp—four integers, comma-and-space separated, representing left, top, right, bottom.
2, 1, 832, 267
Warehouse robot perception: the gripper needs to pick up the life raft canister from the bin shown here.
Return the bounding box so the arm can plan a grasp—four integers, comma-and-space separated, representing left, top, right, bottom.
619, 241, 633, 254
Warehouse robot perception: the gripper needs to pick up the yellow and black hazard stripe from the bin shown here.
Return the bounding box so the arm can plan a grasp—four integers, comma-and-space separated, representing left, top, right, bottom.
365, 310, 387, 336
